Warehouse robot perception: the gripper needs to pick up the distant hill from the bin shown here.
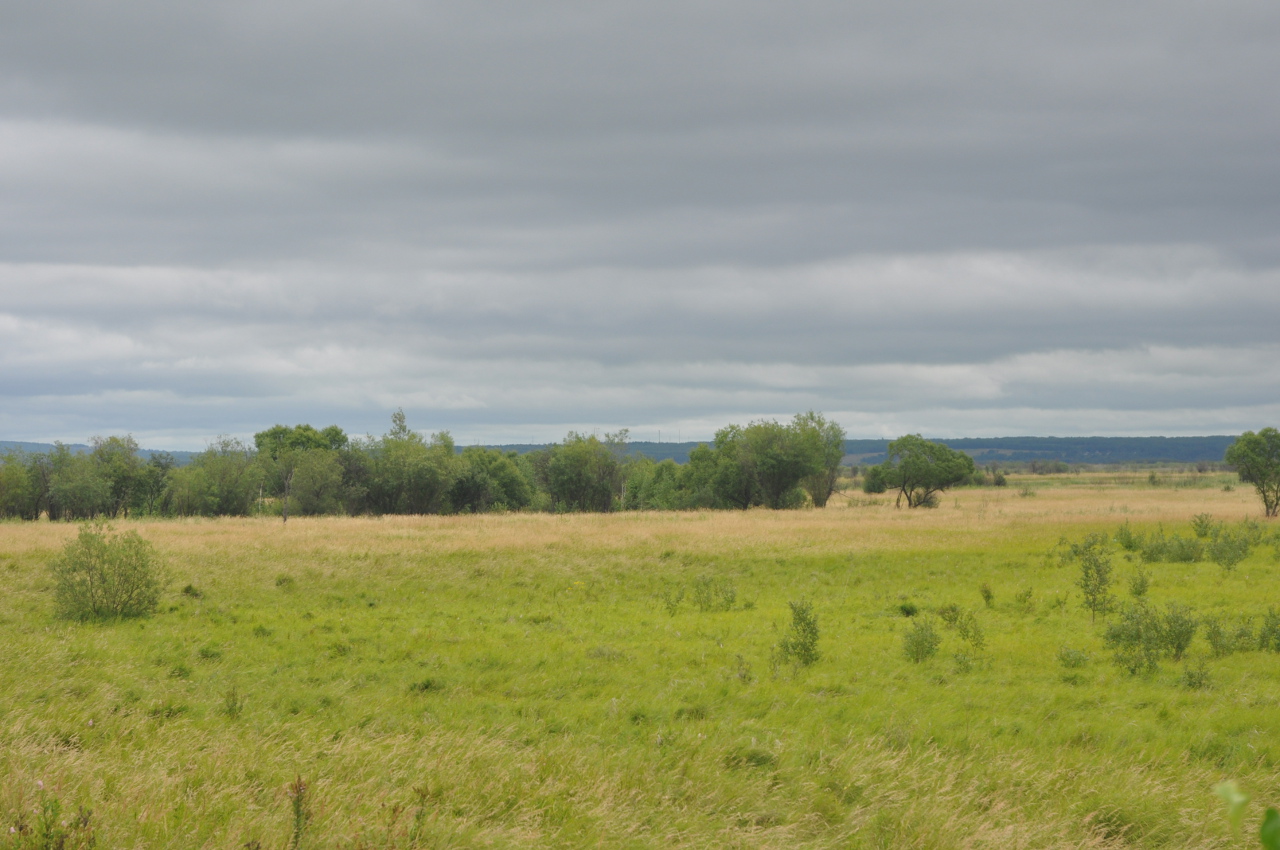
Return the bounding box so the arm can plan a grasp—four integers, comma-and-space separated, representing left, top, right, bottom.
0, 441, 197, 465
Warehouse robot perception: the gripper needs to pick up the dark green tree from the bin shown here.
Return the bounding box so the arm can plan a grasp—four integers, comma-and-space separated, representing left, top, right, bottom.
1225, 428, 1280, 517
793, 411, 847, 508
545, 431, 626, 512
874, 434, 976, 508
0, 451, 39, 519
91, 435, 143, 518
450, 447, 534, 513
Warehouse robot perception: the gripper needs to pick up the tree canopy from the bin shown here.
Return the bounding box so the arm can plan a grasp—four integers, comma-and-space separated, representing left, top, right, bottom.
874, 434, 976, 508
1225, 427, 1280, 517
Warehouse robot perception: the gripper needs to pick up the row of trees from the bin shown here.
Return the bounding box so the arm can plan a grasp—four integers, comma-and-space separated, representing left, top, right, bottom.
0, 411, 848, 520
6, 419, 1273, 520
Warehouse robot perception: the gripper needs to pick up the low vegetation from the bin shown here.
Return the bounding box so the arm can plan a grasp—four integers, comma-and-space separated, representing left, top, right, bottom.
1, 473, 1278, 847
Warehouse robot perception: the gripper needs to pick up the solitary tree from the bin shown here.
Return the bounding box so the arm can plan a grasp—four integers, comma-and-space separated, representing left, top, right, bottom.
874, 434, 976, 508
1225, 428, 1280, 517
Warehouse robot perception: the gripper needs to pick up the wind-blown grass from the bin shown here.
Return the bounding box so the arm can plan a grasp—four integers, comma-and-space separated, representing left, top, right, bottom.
1, 475, 1277, 847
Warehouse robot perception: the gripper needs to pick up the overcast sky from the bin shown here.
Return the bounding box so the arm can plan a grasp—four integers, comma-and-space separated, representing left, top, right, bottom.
2, 1, 1278, 449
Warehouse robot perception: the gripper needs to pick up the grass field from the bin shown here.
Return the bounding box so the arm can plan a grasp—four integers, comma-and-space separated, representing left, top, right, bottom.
3, 473, 1279, 848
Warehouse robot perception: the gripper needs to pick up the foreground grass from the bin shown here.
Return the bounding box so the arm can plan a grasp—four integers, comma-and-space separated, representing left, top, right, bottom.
2, 476, 1279, 848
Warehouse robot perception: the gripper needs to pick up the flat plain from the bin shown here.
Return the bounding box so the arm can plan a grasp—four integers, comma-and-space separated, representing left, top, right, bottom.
2, 472, 1278, 848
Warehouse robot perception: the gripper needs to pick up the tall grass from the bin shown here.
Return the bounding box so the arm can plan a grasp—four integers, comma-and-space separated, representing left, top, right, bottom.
0, 478, 1276, 847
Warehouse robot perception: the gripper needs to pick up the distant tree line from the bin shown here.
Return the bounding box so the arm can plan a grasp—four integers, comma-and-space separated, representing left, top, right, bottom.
0, 411, 851, 520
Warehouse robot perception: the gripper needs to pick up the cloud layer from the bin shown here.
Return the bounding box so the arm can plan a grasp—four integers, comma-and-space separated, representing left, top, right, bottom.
2, 2, 1278, 447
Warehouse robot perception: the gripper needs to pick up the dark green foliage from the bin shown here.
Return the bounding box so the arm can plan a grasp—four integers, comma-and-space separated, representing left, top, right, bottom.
776, 600, 820, 667
979, 583, 994, 608
1181, 661, 1212, 690
903, 617, 941, 663
793, 411, 847, 508
1057, 647, 1089, 668
898, 602, 919, 617
861, 464, 890, 494
1224, 427, 1280, 517
1128, 568, 1150, 598
1141, 531, 1204, 564
1161, 603, 1198, 661
1259, 608, 1280, 652
544, 431, 626, 512
871, 434, 976, 508
50, 522, 166, 621
1203, 616, 1252, 657
1105, 603, 1164, 675
451, 447, 534, 513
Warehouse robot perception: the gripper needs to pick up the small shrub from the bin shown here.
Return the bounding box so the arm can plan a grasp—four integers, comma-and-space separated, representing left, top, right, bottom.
1115, 522, 1144, 552
952, 652, 974, 674
1181, 661, 1212, 690
50, 522, 167, 621
979, 583, 994, 608
903, 618, 941, 663
937, 603, 962, 626
898, 602, 919, 617
1208, 532, 1250, 571
252, 624, 273, 638
181, 584, 203, 599
776, 600, 820, 667
1259, 608, 1280, 653
224, 685, 244, 719
1057, 646, 1089, 669
1204, 616, 1252, 657
1161, 603, 1198, 661
692, 575, 737, 612
1191, 513, 1217, 538
1128, 568, 1150, 598
1105, 603, 1164, 675
954, 609, 985, 650
1142, 531, 1203, 564
1014, 587, 1034, 613
1076, 540, 1115, 622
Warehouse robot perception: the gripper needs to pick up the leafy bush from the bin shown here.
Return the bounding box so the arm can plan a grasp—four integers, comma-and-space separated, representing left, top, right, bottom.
1105, 604, 1164, 675
692, 575, 736, 612
776, 600, 820, 667
1181, 661, 1212, 690
1057, 646, 1089, 668
1072, 537, 1114, 622
1141, 531, 1204, 564
1208, 530, 1250, 571
937, 603, 962, 626
979, 582, 994, 608
1161, 603, 1199, 661
898, 602, 918, 617
903, 618, 941, 663
1191, 513, 1218, 539
1204, 616, 1253, 657
1259, 608, 1280, 653
1114, 522, 1144, 552
1128, 568, 1150, 598
50, 522, 166, 620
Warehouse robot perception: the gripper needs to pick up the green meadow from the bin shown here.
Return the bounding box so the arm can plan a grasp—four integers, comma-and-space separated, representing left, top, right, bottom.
3, 474, 1279, 848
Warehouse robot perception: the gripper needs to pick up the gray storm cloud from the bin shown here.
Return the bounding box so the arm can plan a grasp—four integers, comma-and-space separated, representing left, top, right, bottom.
1, 1, 1278, 446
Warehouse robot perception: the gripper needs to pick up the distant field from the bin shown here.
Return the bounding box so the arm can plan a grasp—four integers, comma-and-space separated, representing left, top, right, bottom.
2, 473, 1278, 848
